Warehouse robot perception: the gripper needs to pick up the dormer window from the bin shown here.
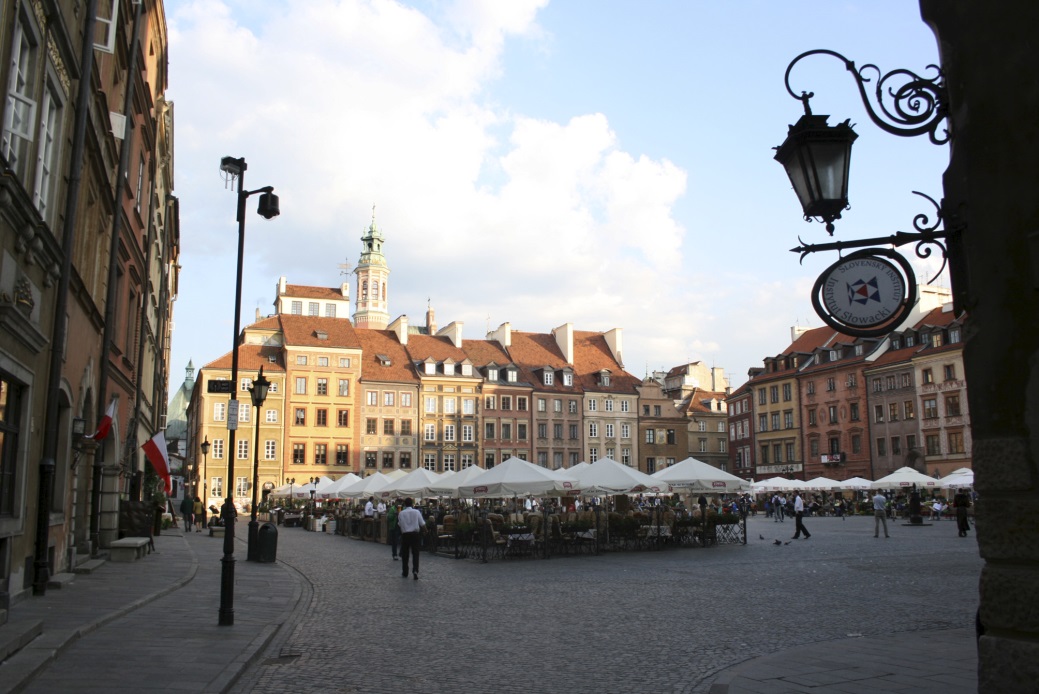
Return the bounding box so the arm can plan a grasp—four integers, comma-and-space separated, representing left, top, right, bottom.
854, 344, 863, 356
892, 338, 901, 349
949, 327, 960, 343
376, 354, 391, 367
506, 368, 517, 383
461, 363, 472, 376
424, 361, 436, 375
444, 361, 456, 376
906, 335, 915, 347
829, 349, 839, 361
544, 371, 554, 386
601, 373, 610, 387
315, 330, 328, 340
488, 368, 498, 381
562, 372, 572, 386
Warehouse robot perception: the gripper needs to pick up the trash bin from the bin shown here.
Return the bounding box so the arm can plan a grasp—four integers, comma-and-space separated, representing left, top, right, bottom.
276, 509, 284, 526
258, 522, 278, 562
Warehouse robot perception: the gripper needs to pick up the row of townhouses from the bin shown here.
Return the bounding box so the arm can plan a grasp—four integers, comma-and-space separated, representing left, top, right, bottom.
179, 218, 732, 509
1, 0, 177, 611
727, 287, 970, 484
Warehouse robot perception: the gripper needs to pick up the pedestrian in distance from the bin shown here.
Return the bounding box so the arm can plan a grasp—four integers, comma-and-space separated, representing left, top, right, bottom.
364, 496, 375, 518
954, 488, 972, 537
398, 497, 425, 580
388, 501, 401, 560
873, 491, 890, 538
792, 492, 811, 539
193, 495, 205, 532
179, 494, 194, 532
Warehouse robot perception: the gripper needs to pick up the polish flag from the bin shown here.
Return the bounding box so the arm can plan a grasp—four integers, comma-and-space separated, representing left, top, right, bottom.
142, 431, 172, 495
89, 401, 117, 441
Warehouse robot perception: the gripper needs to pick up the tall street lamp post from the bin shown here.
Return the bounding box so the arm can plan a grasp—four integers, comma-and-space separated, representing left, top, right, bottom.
246, 366, 271, 561
309, 475, 318, 513
217, 156, 279, 626
200, 436, 210, 514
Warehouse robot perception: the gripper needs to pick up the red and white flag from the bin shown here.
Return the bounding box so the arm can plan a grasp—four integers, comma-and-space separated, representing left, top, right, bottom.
88, 400, 117, 441
142, 431, 172, 495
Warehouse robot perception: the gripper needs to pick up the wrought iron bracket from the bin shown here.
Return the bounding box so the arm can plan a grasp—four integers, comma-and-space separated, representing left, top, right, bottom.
785, 49, 949, 144
791, 191, 953, 283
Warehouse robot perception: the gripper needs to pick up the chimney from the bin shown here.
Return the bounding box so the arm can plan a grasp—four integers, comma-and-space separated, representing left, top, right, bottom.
487, 322, 512, 347
278, 276, 287, 295
553, 323, 574, 364
437, 321, 464, 348
389, 315, 409, 345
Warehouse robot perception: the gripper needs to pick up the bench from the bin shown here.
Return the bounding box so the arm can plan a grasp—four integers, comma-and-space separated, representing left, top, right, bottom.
110, 537, 152, 562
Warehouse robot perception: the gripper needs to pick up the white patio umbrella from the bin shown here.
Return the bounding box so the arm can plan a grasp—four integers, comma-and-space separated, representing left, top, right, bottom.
457, 457, 579, 498
427, 465, 486, 498
377, 467, 444, 499
751, 477, 790, 493
839, 476, 873, 491
870, 466, 939, 489
571, 457, 670, 495
803, 476, 844, 491
317, 473, 362, 499
650, 456, 750, 492
339, 472, 394, 499
937, 469, 974, 488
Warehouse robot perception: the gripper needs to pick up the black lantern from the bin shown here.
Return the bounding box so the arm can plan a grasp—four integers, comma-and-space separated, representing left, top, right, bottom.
774, 113, 858, 235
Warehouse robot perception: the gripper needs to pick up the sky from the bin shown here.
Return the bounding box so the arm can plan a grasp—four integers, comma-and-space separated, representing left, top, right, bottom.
164, 0, 950, 395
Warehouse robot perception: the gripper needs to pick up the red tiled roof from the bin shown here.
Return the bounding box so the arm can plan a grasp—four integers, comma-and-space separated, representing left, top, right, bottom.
461, 339, 513, 368
683, 387, 728, 414
403, 334, 470, 364
283, 284, 348, 301
866, 344, 920, 368
202, 343, 285, 372
354, 330, 419, 383
279, 315, 362, 349
573, 331, 640, 394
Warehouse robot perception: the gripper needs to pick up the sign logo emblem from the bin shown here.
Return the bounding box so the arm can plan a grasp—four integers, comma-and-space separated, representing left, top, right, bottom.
811, 249, 917, 337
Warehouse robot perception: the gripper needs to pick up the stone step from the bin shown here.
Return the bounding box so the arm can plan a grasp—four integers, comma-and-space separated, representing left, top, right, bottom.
46, 572, 76, 589
73, 558, 107, 575
0, 618, 42, 662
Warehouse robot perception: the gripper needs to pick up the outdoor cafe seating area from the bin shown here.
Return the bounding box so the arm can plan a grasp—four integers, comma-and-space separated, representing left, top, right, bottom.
264, 458, 974, 563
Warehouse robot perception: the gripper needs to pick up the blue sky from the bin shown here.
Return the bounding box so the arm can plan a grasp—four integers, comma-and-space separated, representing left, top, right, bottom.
164, 0, 949, 393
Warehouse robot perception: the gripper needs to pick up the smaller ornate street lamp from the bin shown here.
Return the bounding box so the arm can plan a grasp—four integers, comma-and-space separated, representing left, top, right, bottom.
246, 366, 271, 561
309, 475, 318, 510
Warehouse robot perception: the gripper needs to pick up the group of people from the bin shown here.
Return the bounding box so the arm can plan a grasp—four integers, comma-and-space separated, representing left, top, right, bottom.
362, 496, 426, 579
177, 495, 207, 532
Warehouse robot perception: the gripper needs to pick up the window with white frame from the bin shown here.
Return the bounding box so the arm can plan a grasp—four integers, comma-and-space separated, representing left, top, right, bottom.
487, 368, 498, 381
291, 301, 302, 314
237, 439, 249, 459
443, 424, 456, 442
211, 477, 223, 497
553, 399, 562, 413
462, 398, 474, 415
366, 391, 378, 406
214, 402, 226, 421
266, 409, 278, 423
296, 355, 307, 365
295, 377, 307, 394
308, 302, 319, 316
588, 399, 597, 412
589, 447, 599, 462
562, 372, 573, 386
212, 439, 224, 459
605, 399, 614, 412
461, 453, 474, 468
338, 379, 350, 396
620, 400, 629, 412
462, 425, 473, 442
543, 371, 554, 386
506, 369, 517, 382
425, 397, 436, 413
424, 424, 436, 441
33, 80, 60, 218
605, 423, 614, 438
2, 16, 37, 181
339, 357, 351, 367
621, 423, 630, 438
401, 392, 412, 407
424, 362, 436, 375
264, 440, 276, 460
443, 361, 455, 376
238, 403, 250, 422
588, 422, 598, 438
383, 391, 395, 406
444, 398, 456, 414
537, 398, 546, 412
569, 400, 578, 414
423, 454, 437, 471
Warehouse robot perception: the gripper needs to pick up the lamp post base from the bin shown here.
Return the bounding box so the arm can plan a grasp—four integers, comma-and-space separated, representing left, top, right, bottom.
246, 518, 259, 561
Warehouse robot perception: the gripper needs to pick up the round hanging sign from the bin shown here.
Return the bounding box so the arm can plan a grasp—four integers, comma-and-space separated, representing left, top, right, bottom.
811, 248, 917, 337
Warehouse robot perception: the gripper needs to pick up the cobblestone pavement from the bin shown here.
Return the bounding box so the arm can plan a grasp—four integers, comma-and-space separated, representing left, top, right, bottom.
232, 515, 982, 694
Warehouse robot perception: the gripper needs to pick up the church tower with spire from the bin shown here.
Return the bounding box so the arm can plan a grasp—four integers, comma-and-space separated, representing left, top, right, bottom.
353, 207, 390, 329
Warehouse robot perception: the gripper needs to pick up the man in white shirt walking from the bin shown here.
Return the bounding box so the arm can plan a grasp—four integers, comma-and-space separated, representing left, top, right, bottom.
873, 491, 890, 538
398, 497, 426, 580
792, 492, 811, 539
